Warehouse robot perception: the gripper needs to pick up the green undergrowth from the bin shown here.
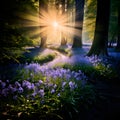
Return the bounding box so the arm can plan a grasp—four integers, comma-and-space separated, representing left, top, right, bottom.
58, 63, 119, 83
19, 53, 56, 64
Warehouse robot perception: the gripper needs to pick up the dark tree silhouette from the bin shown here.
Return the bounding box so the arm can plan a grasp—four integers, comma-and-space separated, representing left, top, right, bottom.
87, 0, 110, 56
116, 1, 120, 50
72, 0, 85, 48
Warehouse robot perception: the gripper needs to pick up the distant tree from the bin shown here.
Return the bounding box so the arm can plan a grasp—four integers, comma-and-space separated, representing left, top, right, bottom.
60, 0, 67, 46
108, 0, 118, 48
87, 0, 110, 56
39, 0, 48, 48
72, 0, 85, 48
83, 0, 97, 43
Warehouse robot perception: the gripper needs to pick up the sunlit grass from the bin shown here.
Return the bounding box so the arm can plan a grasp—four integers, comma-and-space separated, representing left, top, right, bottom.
20, 53, 56, 64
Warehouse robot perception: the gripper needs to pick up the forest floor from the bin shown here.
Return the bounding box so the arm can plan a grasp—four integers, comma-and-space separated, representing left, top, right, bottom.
1, 45, 120, 120
26, 45, 120, 120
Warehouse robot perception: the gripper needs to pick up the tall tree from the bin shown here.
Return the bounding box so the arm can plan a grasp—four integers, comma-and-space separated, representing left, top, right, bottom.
116, 0, 120, 50
72, 0, 85, 48
39, 0, 48, 48
60, 0, 67, 46
87, 0, 110, 56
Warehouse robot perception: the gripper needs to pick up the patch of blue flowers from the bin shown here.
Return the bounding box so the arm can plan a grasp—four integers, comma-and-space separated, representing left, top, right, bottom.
0, 63, 95, 119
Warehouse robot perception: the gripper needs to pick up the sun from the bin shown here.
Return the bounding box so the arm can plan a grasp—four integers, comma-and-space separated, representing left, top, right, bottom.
53, 21, 58, 28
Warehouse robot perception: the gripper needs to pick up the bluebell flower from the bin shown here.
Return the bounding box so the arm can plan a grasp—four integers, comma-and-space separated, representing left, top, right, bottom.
15, 81, 21, 87
54, 84, 57, 88
57, 93, 60, 97
51, 89, 55, 94
8, 84, 17, 93
69, 81, 76, 90
62, 82, 66, 88
1, 88, 9, 97
6, 80, 9, 83
31, 83, 35, 90
38, 89, 45, 97
35, 82, 40, 87
0, 81, 6, 89
48, 83, 53, 87
32, 92, 37, 97
22, 80, 31, 87
38, 80, 43, 84
18, 87, 24, 93
30, 73, 34, 78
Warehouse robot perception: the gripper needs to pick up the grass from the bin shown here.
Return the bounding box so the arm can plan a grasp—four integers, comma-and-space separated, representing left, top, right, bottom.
19, 53, 56, 64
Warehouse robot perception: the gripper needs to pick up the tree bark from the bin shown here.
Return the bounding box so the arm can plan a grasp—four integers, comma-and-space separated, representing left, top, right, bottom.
72, 0, 85, 48
87, 0, 110, 56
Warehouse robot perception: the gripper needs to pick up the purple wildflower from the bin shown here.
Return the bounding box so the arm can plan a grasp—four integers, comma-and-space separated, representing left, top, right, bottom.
1, 88, 9, 97
38, 80, 43, 84
38, 89, 45, 97
15, 81, 21, 87
62, 82, 66, 88
18, 87, 24, 93
8, 84, 17, 93
69, 81, 77, 90
57, 93, 60, 97
0, 82, 6, 89
51, 89, 55, 94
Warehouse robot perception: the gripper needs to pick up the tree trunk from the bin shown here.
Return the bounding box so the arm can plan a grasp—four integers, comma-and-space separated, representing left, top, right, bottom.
116, 5, 120, 50
72, 0, 85, 48
60, 0, 67, 46
39, 0, 48, 48
87, 0, 110, 56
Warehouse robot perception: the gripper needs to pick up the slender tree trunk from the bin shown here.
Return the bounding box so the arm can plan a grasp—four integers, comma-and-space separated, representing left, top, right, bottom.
39, 0, 48, 48
87, 0, 110, 56
72, 0, 85, 48
60, 0, 67, 46
116, 6, 120, 49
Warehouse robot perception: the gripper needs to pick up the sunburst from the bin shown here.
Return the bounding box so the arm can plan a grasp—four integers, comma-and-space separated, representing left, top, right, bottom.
18, 7, 82, 45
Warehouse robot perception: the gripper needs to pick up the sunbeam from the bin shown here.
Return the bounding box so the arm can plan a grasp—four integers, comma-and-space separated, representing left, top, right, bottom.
18, 7, 82, 45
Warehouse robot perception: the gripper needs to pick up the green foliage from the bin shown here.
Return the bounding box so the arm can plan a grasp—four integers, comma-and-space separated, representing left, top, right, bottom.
95, 64, 119, 82
58, 63, 119, 83
0, 0, 39, 63
20, 53, 55, 64
61, 63, 99, 80
0, 24, 33, 63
